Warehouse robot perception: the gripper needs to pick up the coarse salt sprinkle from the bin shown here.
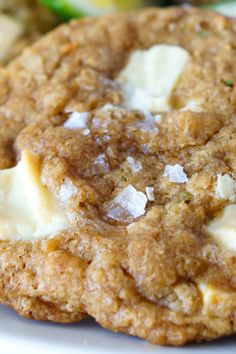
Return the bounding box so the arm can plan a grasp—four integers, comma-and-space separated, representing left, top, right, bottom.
127, 156, 142, 173
145, 186, 155, 201
163, 164, 188, 183
63, 111, 89, 130
107, 184, 147, 222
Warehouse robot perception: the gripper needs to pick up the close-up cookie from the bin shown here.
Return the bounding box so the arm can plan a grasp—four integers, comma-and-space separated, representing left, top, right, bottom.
1, 6, 236, 346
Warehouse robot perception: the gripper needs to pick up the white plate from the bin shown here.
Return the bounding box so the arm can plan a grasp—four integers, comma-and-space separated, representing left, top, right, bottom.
0, 304, 235, 354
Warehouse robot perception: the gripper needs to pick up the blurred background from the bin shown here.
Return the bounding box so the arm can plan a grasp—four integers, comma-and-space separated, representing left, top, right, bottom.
0, 0, 236, 65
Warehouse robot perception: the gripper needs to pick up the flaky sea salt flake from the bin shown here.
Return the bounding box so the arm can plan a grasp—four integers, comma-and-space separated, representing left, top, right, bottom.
94, 153, 110, 174
107, 184, 147, 221
145, 186, 155, 201
163, 164, 188, 183
127, 156, 142, 173
137, 112, 159, 133
82, 128, 90, 136
64, 111, 89, 130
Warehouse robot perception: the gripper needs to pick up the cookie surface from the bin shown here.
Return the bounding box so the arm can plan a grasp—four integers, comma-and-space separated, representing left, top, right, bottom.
1, 7, 236, 346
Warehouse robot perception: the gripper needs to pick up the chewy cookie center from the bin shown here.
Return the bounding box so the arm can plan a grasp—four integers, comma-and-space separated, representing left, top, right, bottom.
2, 6, 236, 346
0, 151, 67, 241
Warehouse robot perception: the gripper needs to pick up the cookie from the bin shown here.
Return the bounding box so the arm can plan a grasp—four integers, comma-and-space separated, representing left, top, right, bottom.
1, 7, 236, 346
0, 0, 58, 64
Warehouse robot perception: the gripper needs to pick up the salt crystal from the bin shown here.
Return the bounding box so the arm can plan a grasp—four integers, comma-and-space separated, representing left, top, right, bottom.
127, 156, 142, 173
59, 179, 77, 205
93, 153, 110, 174
64, 112, 89, 129
145, 186, 155, 201
82, 128, 90, 136
137, 112, 159, 133
95, 137, 102, 145
163, 164, 188, 183
141, 144, 149, 154
107, 184, 147, 222
92, 118, 100, 128
103, 135, 111, 141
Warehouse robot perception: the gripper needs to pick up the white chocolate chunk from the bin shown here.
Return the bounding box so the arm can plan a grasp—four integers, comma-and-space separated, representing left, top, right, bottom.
215, 174, 236, 202
198, 281, 236, 318
116, 44, 190, 113
0, 14, 24, 61
163, 164, 188, 183
198, 282, 236, 316
122, 87, 170, 113
206, 205, 236, 252
0, 151, 67, 241
107, 184, 147, 222
199, 283, 222, 307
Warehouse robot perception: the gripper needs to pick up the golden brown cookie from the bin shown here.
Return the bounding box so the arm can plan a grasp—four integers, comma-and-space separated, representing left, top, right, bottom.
1, 7, 236, 346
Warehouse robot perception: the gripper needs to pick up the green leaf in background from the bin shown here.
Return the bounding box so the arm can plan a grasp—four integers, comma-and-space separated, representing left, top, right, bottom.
39, 0, 145, 21
39, 0, 84, 20
39, 0, 236, 21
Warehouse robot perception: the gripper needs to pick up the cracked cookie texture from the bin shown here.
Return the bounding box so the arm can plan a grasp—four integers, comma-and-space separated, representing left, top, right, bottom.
1, 7, 236, 346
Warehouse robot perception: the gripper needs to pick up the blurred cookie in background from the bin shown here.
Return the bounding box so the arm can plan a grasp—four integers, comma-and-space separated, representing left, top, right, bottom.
0, 0, 59, 65
39, 0, 236, 22
39, 0, 154, 20
1, 0, 236, 65
176, 0, 236, 17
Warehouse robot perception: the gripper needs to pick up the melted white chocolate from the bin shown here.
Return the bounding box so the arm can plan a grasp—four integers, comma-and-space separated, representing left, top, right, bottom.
206, 205, 236, 252
0, 151, 67, 240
